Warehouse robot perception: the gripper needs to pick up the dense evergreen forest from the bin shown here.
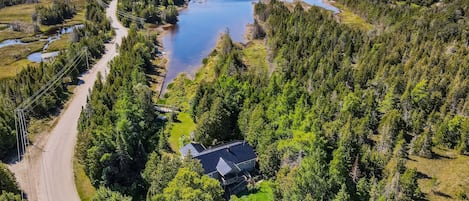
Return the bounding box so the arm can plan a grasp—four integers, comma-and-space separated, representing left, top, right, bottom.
163, 0, 468, 200
76, 27, 161, 198
0, 0, 185, 198
0, 0, 111, 198
0, 163, 20, 200
34, 0, 77, 25
1, 0, 468, 200
76, 26, 224, 200
0, 0, 111, 159
118, 0, 183, 25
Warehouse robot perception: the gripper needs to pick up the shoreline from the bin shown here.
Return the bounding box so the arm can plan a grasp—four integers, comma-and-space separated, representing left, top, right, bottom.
322, 0, 342, 14
151, 0, 343, 99
150, 4, 189, 99
151, 0, 266, 98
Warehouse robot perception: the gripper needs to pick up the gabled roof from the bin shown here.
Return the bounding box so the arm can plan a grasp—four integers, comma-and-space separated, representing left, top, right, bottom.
180, 142, 206, 157
193, 141, 256, 174
216, 158, 240, 176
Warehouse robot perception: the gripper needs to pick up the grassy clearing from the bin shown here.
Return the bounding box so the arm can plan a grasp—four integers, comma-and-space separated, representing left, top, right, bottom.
74, 158, 96, 201
233, 181, 275, 201
0, 41, 45, 65
0, 0, 85, 39
0, 59, 38, 80
0, 2, 44, 24
0, 30, 32, 42
193, 52, 218, 84
46, 33, 70, 52
242, 40, 268, 71
20, 36, 39, 43
0, 0, 84, 24
164, 48, 220, 109
406, 148, 469, 200
332, 3, 374, 31
168, 112, 196, 153
0, 41, 45, 79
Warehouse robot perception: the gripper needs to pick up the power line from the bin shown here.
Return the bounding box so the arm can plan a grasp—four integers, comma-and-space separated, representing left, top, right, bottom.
97, 0, 146, 23
19, 49, 87, 111
14, 48, 88, 201
13, 1, 142, 199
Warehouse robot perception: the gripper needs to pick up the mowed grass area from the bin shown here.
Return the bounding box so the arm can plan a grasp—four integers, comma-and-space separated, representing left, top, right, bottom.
0, 41, 45, 79
332, 3, 374, 31
168, 112, 196, 153
233, 181, 275, 201
74, 159, 96, 201
407, 148, 469, 200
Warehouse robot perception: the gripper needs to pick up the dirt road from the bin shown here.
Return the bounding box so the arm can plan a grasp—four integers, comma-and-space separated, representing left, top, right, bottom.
9, 0, 128, 200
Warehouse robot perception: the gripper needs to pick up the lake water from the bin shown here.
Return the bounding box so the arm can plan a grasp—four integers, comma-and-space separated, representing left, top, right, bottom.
161, 0, 339, 91
161, 0, 256, 91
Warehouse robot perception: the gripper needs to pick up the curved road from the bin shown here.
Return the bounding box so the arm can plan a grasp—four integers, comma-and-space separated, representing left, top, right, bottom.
13, 1, 127, 200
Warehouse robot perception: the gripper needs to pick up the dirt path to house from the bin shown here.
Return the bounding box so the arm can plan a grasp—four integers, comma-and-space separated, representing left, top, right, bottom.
9, 0, 128, 200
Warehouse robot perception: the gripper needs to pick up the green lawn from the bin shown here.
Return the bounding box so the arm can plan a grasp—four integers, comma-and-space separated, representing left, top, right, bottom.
74, 159, 96, 201
406, 148, 469, 200
168, 112, 196, 153
233, 181, 275, 201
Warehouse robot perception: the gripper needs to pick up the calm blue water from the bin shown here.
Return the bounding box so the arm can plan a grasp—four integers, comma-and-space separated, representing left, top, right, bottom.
27, 52, 43, 62
304, 0, 339, 13
27, 51, 59, 63
161, 0, 339, 90
0, 39, 25, 48
162, 0, 256, 89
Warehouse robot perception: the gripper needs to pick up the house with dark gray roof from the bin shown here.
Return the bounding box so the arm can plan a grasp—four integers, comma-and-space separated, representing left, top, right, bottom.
180, 142, 206, 157
180, 141, 257, 195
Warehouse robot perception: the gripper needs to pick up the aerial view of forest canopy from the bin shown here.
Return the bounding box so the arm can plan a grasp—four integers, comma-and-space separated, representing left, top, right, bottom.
0, 0, 468, 200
